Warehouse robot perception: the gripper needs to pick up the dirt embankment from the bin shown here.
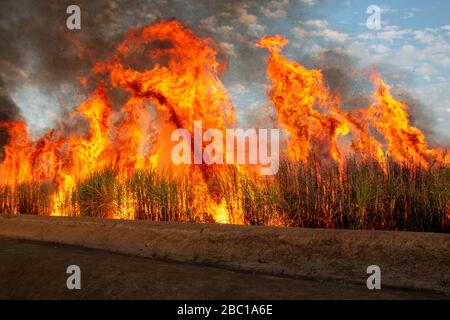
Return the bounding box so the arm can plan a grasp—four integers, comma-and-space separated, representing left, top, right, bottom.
0, 214, 449, 294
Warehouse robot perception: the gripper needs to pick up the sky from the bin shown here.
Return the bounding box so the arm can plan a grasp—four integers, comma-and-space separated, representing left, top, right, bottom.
2, 0, 450, 146
216, 0, 450, 144
313, 0, 450, 140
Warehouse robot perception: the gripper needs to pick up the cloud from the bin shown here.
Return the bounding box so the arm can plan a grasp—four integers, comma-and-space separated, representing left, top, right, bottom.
220, 42, 236, 57
379, 6, 420, 20
441, 25, 450, 36
414, 63, 438, 82
315, 28, 349, 43
299, 0, 316, 5
229, 83, 248, 95
369, 44, 391, 55
434, 54, 450, 68
414, 30, 435, 44
217, 25, 235, 38
299, 19, 349, 43
292, 26, 309, 41
359, 26, 412, 42
0, 0, 448, 139
236, 4, 259, 26
400, 8, 419, 20
260, 0, 289, 19
303, 19, 328, 29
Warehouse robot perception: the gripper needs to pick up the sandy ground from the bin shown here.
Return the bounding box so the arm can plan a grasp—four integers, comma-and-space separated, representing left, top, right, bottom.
0, 214, 449, 299
0, 237, 445, 299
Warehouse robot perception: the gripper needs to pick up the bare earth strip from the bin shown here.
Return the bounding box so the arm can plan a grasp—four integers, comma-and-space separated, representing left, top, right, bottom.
0, 237, 445, 299
0, 214, 449, 299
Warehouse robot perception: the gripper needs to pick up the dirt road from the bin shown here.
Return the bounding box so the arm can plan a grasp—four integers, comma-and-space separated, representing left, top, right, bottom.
0, 215, 449, 298
0, 237, 446, 299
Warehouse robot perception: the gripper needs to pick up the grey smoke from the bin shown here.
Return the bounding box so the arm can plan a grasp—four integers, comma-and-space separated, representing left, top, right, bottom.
302, 49, 443, 147
0, 0, 318, 106
0, 78, 22, 160
0, 0, 444, 150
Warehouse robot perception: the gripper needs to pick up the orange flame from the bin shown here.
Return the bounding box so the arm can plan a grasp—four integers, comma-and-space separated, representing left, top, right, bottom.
257, 35, 448, 170
0, 20, 237, 221
0, 23, 448, 223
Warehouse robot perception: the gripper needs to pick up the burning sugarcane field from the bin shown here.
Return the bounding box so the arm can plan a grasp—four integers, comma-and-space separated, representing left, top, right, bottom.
0, 0, 449, 308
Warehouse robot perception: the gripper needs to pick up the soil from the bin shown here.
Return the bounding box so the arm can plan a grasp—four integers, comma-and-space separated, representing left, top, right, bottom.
0, 237, 446, 299
0, 214, 449, 299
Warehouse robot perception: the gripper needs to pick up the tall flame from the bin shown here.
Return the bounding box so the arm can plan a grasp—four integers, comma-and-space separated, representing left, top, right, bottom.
0, 20, 237, 221
257, 35, 448, 170
0, 23, 448, 224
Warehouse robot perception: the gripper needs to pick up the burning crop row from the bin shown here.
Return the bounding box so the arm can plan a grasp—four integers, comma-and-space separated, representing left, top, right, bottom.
0, 20, 448, 231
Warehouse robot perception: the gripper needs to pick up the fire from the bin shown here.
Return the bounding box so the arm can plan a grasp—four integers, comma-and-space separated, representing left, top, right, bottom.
0, 20, 237, 221
209, 199, 230, 224
257, 35, 448, 170
368, 75, 433, 169
0, 22, 448, 225
256, 35, 351, 169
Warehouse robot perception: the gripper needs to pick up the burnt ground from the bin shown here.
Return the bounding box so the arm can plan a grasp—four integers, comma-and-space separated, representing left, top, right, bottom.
0, 237, 447, 299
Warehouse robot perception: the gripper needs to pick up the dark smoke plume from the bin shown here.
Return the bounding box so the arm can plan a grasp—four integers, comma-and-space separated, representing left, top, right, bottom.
0, 0, 445, 149
0, 78, 22, 160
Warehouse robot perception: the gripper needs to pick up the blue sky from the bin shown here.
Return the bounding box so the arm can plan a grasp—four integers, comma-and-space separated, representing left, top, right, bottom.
339, 1, 450, 141
11, 0, 450, 145
217, 0, 450, 144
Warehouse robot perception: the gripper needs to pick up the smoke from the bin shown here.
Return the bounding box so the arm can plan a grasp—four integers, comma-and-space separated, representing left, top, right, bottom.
392, 88, 445, 148
186, 0, 319, 86
0, 1, 123, 93
0, 0, 320, 97
0, 0, 444, 149
300, 48, 445, 147
0, 78, 22, 159
304, 49, 373, 111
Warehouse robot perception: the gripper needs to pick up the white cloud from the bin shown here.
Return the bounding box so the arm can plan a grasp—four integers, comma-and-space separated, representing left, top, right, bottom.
414, 63, 438, 82
300, 19, 349, 43
377, 26, 411, 41
291, 26, 309, 40
303, 19, 328, 29
369, 44, 391, 55
414, 30, 435, 44
433, 54, 450, 68
441, 25, 450, 36
299, 0, 315, 5
357, 26, 411, 42
315, 28, 349, 43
